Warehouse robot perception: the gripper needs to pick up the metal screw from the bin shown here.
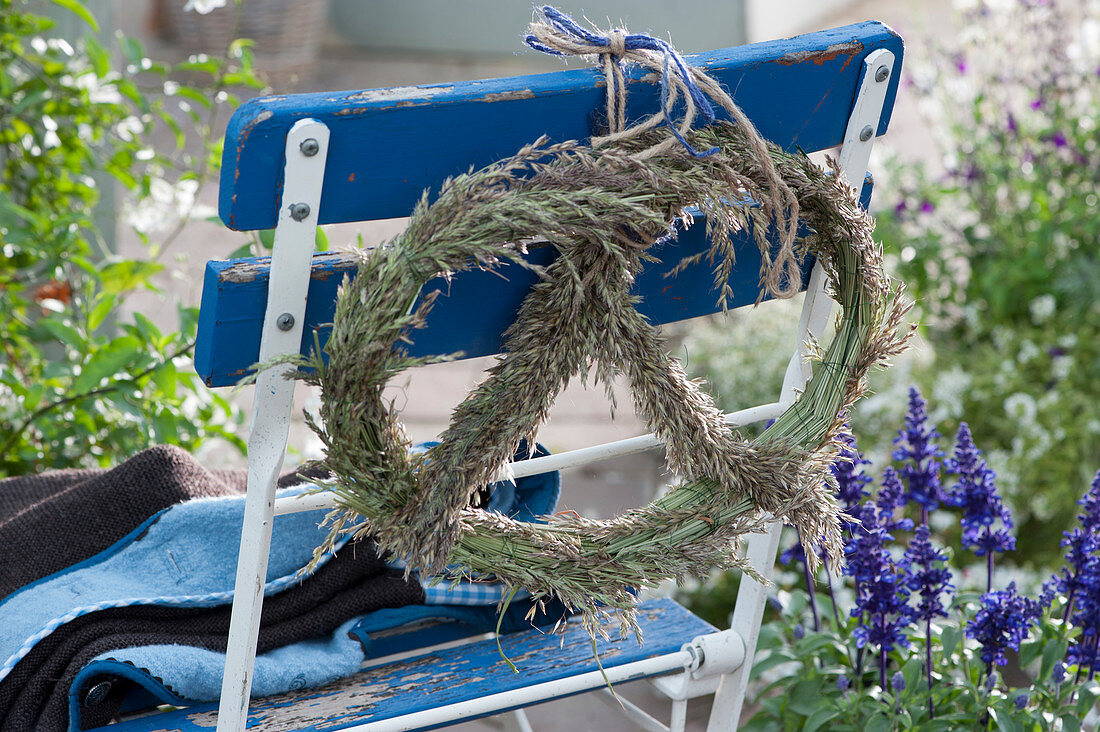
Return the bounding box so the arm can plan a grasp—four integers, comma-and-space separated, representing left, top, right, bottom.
84, 681, 112, 707
276, 313, 295, 331
289, 202, 310, 221
859, 125, 874, 142
299, 137, 319, 157
875, 65, 890, 83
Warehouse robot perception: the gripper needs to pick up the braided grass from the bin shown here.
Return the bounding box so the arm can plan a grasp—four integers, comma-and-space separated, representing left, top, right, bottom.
301, 121, 911, 636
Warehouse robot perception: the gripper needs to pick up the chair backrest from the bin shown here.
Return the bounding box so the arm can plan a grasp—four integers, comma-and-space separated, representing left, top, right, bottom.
195, 20, 903, 387
190, 21, 904, 732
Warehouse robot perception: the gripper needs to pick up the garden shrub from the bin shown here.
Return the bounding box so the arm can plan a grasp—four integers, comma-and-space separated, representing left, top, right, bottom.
736, 388, 1100, 731
875, 0, 1100, 564
0, 0, 262, 475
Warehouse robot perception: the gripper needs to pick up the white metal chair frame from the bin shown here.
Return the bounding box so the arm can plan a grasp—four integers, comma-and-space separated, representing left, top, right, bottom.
213, 47, 896, 732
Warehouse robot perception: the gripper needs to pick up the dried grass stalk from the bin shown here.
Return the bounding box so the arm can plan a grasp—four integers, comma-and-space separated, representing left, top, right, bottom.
292, 117, 911, 637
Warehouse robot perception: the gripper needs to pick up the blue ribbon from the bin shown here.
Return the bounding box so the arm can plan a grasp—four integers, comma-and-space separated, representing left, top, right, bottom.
525, 5, 720, 158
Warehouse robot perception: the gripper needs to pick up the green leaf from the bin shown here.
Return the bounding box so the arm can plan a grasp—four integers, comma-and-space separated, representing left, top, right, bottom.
130, 312, 163, 344
1075, 680, 1099, 716
151, 362, 177, 399
902, 655, 923, 693
788, 679, 824, 716
50, 0, 99, 31
751, 650, 798, 675
865, 712, 891, 732
119, 36, 144, 65
88, 293, 117, 332
40, 319, 85, 351
995, 710, 1021, 732
174, 85, 214, 109
941, 625, 962, 658
1039, 637, 1067, 681
1059, 714, 1081, 732
23, 384, 45, 411
1019, 639, 1042, 668
802, 706, 838, 732
73, 336, 142, 393
227, 242, 253, 259
99, 260, 164, 295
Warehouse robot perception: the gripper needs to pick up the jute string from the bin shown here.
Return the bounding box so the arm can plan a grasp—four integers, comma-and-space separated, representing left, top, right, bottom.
526, 5, 804, 296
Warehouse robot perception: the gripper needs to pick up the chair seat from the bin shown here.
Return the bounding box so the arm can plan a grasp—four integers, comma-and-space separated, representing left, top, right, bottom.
101, 598, 714, 732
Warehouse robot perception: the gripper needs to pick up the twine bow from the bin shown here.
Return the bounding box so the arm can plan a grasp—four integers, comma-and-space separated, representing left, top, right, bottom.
525, 4, 805, 298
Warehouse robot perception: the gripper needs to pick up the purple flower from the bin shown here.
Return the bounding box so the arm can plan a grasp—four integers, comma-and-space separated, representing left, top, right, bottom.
893, 387, 946, 516
833, 429, 872, 516
1058, 471, 1100, 675
920, 199, 935, 214
1014, 693, 1028, 710
1052, 661, 1066, 683
892, 670, 906, 692
845, 498, 913, 661
1006, 113, 1018, 133
1050, 131, 1068, 149
966, 582, 1042, 671
837, 674, 850, 692
947, 423, 1015, 558
901, 524, 953, 623
1030, 97, 1043, 110
850, 557, 912, 656
877, 468, 913, 532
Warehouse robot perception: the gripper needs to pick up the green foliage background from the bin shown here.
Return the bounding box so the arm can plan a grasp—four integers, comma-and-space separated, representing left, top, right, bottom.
873, 0, 1100, 565
0, 0, 262, 475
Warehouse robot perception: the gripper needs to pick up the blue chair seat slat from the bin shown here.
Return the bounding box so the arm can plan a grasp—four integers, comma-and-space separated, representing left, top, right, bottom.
218, 21, 902, 231
98, 598, 713, 732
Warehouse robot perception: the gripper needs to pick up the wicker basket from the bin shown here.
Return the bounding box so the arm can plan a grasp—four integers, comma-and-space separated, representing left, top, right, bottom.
159, 0, 326, 86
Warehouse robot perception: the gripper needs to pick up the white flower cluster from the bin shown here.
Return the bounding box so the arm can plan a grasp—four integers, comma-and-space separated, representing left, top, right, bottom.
123, 178, 215, 236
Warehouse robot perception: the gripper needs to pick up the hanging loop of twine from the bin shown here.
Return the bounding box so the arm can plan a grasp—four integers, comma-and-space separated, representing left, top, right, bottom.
525, 5, 806, 297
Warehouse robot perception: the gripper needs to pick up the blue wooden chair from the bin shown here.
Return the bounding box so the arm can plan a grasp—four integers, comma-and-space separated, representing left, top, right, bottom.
100, 21, 902, 732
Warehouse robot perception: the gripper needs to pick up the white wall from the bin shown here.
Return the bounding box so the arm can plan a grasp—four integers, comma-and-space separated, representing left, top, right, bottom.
747, 0, 859, 41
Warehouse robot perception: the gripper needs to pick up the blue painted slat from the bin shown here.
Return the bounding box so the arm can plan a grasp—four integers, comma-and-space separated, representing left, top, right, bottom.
196, 177, 873, 389
100, 598, 714, 732
218, 22, 902, 231
196, 216, 803, 388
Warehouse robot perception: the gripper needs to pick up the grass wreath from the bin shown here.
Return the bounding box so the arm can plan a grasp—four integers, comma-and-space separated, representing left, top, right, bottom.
299, 128, 911, 636
295, 8, 912, 636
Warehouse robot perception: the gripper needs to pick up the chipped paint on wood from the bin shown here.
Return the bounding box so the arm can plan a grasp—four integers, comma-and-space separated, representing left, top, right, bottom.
342, 85, 454, 103
777, 40, 863, 66
482, 89, 535, 102
99, 599, 712, 732
218, 251, 356, 284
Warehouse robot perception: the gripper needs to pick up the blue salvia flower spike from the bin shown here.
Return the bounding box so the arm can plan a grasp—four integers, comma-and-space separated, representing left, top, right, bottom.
1056, 470, 1100, 679
833, 428, 873, 515
966, 581, 1042, 679
947, 422, 1014, 593
893, 386, 946, 522
901, 523, 953, 718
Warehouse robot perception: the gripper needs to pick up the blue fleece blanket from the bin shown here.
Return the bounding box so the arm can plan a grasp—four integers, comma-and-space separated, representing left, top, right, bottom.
0, 446, 560, 729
